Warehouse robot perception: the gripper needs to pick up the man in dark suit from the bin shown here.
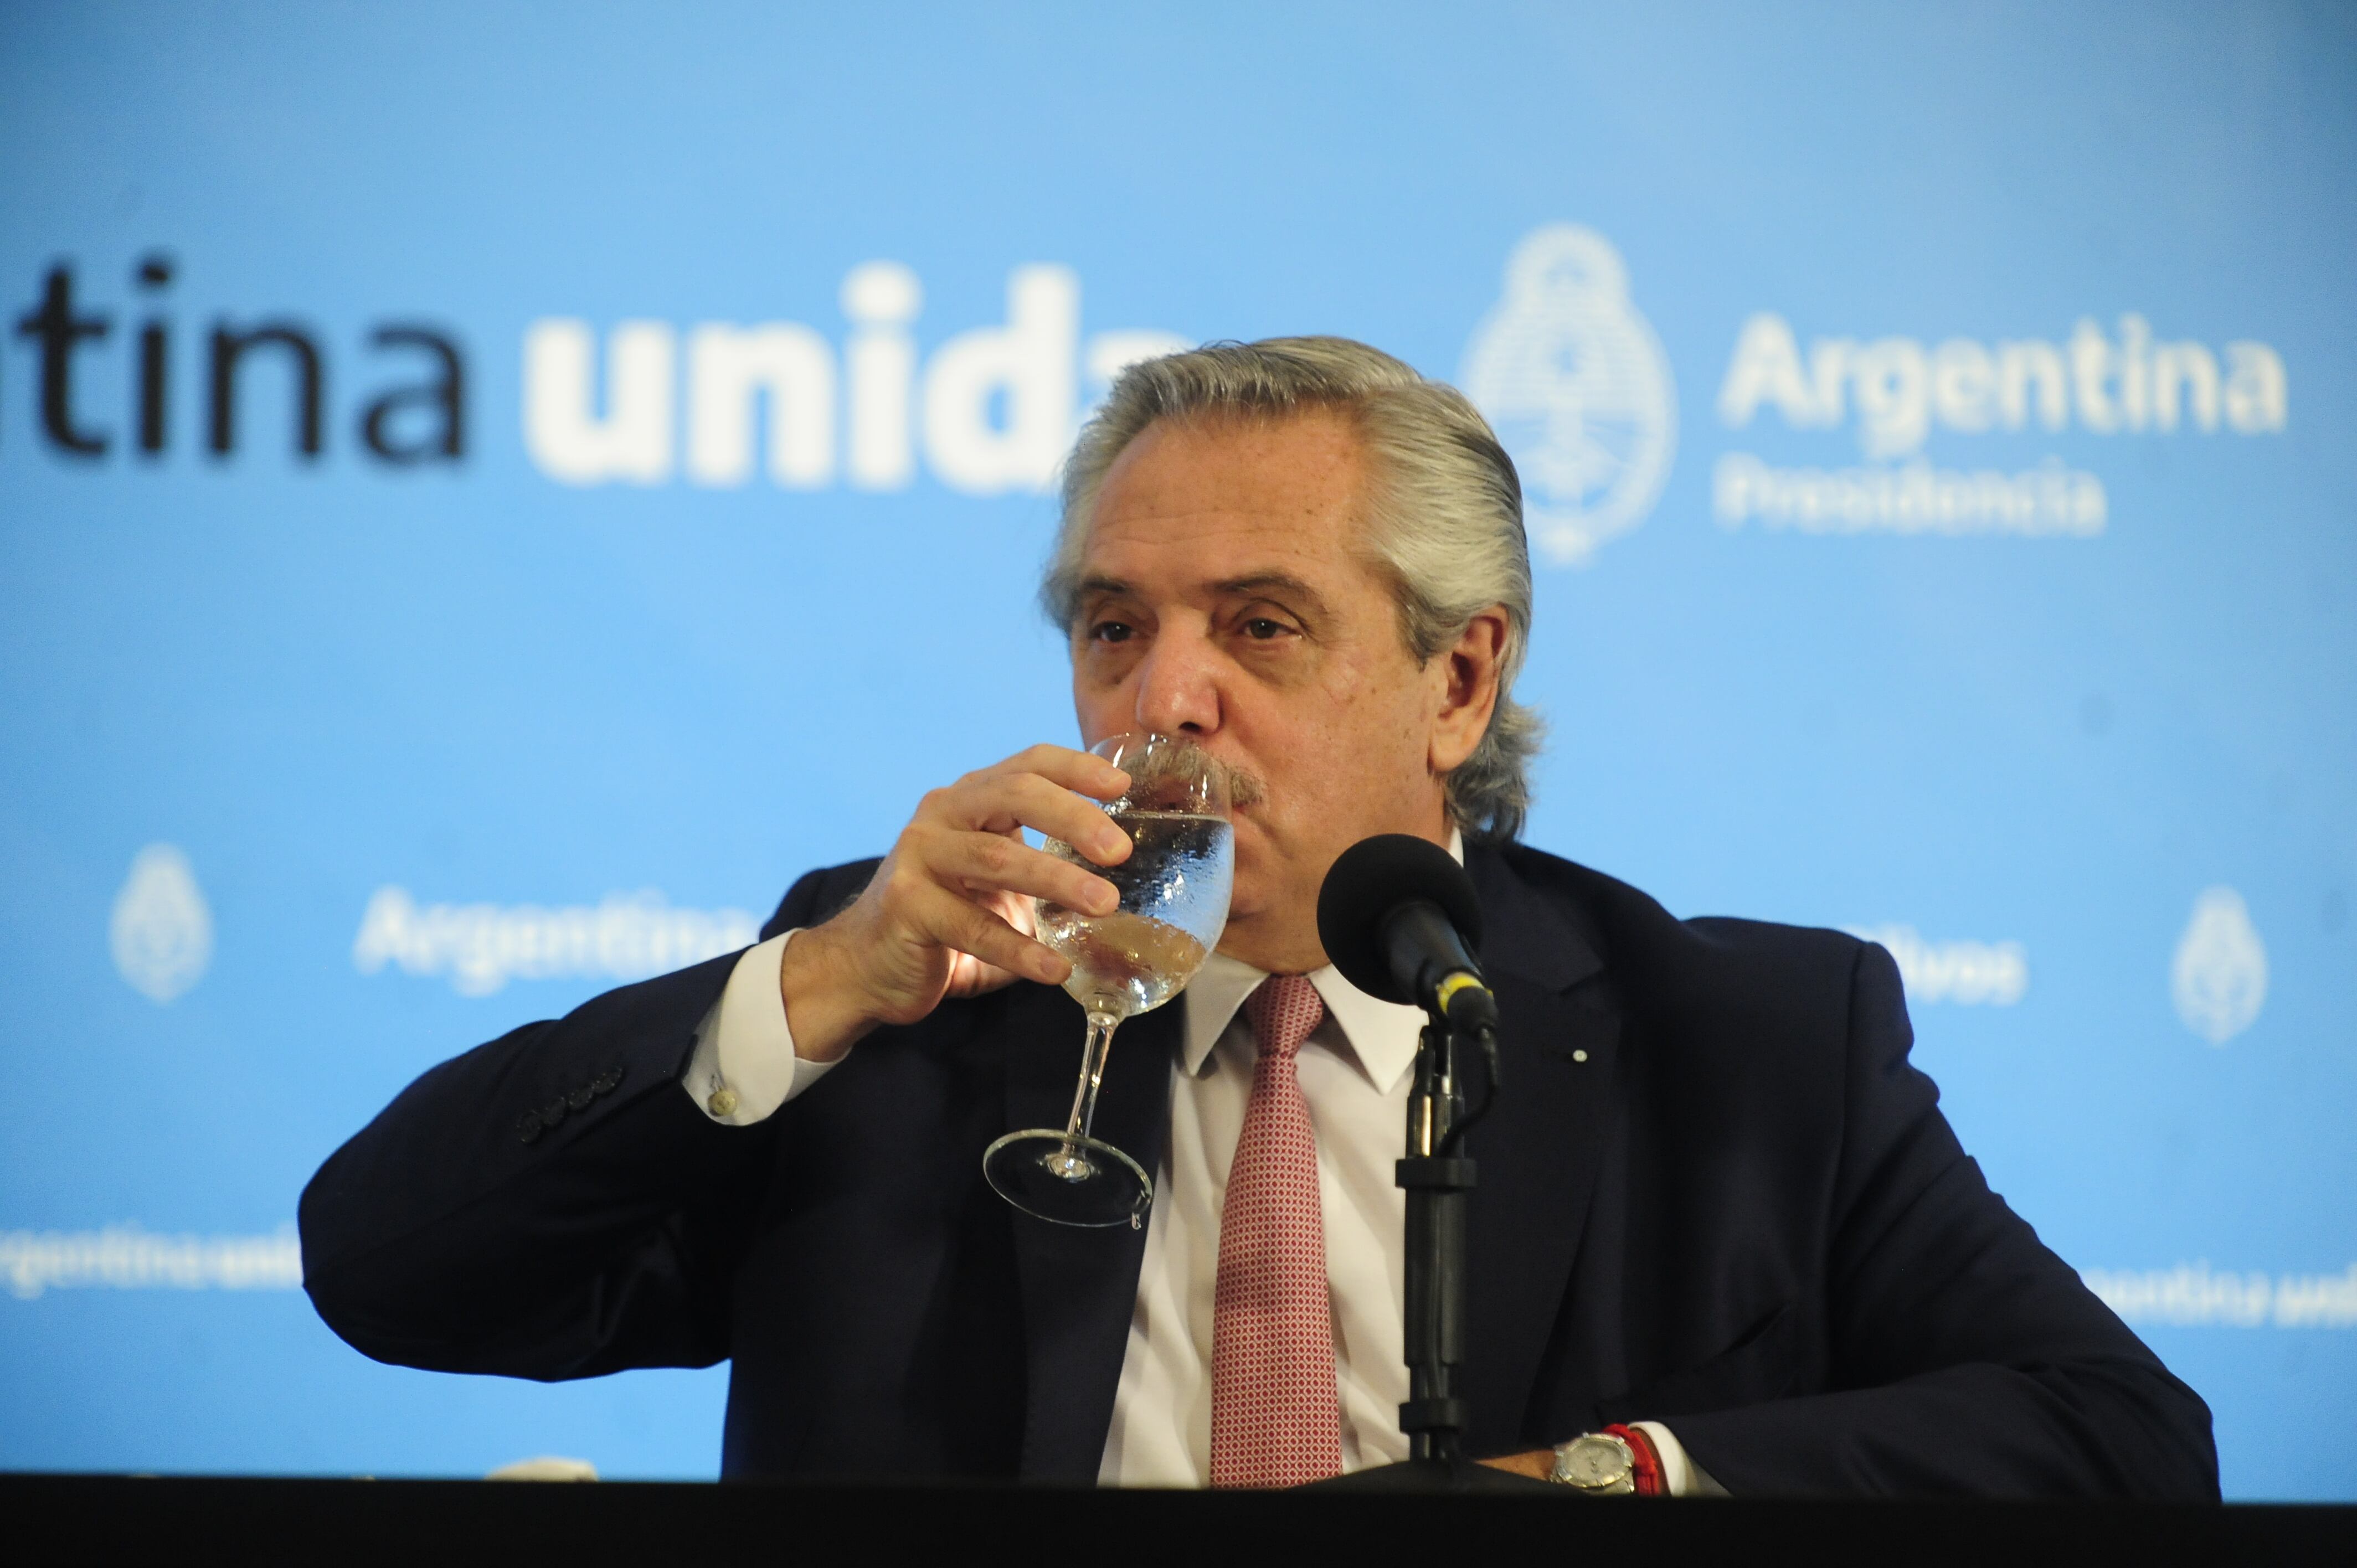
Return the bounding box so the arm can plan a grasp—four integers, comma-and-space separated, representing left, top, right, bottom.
301, 338, 2217, 1497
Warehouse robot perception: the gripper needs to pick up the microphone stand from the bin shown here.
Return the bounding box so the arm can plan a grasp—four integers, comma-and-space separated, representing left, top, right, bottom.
1305, 998, 1547, 1493
1398, 1009, 1475, 1467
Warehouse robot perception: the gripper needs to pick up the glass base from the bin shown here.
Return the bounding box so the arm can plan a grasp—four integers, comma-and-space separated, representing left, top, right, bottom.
983, 1129, 1153, 1229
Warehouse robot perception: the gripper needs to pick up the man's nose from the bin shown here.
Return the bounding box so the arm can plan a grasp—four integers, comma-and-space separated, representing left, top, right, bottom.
1133, 632, 1222, 736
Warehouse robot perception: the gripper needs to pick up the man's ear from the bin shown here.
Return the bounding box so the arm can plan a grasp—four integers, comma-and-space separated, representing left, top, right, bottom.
1428, 607, 1509, 776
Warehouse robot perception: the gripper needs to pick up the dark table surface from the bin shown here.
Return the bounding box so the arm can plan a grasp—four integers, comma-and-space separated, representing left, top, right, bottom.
5, 1472, 2353, 1566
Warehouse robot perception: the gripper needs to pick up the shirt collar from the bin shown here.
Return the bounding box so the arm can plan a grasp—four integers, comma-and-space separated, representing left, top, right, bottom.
1176, 826, 1462, 1096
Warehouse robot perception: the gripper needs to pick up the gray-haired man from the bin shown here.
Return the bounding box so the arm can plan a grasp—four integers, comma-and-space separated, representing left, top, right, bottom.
302, 339, 2217, 1498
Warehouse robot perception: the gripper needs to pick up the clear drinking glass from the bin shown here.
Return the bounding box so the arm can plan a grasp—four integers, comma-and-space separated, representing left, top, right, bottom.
984, 733, 1234, 1228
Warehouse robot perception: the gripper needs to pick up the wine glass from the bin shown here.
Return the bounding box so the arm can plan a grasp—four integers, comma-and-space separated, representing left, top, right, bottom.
984, 733, 1234, 1228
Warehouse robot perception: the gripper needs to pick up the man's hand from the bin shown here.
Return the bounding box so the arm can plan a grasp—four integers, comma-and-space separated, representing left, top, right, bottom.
778, 744, 1134, 1064
1477, 1450, 1555, 1481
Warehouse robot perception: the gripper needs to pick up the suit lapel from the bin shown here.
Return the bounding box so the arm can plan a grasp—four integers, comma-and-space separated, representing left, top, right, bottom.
1461, 849, 1622, 1453
1003, 983, 1179, 1482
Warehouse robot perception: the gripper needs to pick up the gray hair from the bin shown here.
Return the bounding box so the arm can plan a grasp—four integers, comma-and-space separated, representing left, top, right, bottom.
1043, 336, 1543, 844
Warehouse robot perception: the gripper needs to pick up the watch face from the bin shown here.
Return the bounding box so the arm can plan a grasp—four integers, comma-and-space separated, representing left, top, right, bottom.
1559, 1435, 1633, 1488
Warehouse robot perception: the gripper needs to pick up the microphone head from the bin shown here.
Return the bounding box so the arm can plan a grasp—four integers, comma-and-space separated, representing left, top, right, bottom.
1316, 834, 1485, 1005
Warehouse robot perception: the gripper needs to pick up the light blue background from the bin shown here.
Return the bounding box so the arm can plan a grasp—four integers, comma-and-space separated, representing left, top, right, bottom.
2, 1, 2350, 1497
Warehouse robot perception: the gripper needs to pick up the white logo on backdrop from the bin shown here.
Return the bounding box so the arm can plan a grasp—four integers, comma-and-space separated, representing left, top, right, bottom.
0, 1224, 301, 1300
1462, 225, 1677, 566
1712, 312, 2286, 537
353, 886, 760, 997
2171, 886, 2268, 1044
523, 262, 1187, 495
1847, 925, 2027, 1006
109, 844, 213, 1004
2081, 1262, 2357, 1329
1720, 314, 2289, 460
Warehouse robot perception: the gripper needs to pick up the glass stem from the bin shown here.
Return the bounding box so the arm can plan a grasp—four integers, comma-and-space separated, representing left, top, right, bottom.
1064, 1011, 1121, 1142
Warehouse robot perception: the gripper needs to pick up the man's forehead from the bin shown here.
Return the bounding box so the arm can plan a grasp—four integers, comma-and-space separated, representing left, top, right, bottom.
1077, 410, 1372, 590
1074, 515, 1370, 606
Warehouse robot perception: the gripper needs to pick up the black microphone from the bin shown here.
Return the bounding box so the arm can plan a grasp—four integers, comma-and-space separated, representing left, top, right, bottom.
1316, 834, 1499, 1036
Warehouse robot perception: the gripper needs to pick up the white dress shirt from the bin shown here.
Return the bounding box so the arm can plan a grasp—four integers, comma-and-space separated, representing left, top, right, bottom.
1098, 947, 1422, 1483
679, 875, 1715, 1493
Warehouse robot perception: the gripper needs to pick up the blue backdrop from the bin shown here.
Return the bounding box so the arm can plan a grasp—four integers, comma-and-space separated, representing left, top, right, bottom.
2, 1, 2350, 1498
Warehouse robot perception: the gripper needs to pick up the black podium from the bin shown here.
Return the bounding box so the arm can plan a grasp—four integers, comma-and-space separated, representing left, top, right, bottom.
5, 1473, 2352, 1567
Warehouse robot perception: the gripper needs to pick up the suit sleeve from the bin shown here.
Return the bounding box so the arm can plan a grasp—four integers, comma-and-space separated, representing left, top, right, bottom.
297, 862, 874, 1380
1662, 942, 2221, 1499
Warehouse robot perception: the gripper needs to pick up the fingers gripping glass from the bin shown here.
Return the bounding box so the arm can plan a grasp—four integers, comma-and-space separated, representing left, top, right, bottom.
984, 733, 1234, 1228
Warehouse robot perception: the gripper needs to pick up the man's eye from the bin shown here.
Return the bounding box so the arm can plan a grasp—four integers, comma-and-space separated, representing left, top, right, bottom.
1089, 621, 1134, 644
1242, 618, 1289, 641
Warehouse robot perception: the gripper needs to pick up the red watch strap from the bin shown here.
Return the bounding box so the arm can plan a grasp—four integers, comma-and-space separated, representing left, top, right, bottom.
1603, 1423, 1665, 1496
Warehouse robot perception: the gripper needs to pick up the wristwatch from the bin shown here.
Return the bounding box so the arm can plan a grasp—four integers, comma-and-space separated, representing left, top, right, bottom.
1549, 1432, 1638, 1493
1548, 1425, 1663, 1495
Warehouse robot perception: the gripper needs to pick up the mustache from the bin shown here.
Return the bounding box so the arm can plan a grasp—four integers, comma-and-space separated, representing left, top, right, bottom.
1115, 734, 1264, 810
1219, 760, 1267, 809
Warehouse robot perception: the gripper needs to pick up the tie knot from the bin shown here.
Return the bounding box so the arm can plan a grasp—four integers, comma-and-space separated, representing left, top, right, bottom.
1244, 974, 1325, 1061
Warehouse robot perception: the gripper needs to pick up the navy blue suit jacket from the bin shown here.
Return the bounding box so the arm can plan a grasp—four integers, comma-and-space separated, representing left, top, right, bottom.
300, 842, 2217, 1496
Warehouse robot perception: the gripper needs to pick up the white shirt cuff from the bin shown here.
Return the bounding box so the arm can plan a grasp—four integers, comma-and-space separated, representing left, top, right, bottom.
681, 930, 839, 1125
1631, 1421, 1727, 1497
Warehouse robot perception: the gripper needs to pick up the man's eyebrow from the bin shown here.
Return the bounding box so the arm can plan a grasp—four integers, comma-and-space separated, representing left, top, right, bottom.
1214, 572, 1330, 616
1072, 570, 1331, 616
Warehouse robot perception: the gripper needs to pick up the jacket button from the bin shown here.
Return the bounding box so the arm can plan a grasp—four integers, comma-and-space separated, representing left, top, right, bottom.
541, 1097, 568, 1127
566, 1084, 596, 1111
516, 1111, 544, 1145
591, 1064, 625, 1096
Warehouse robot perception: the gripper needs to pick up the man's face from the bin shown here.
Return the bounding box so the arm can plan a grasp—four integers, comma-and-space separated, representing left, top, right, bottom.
1069, 409, 1495, 974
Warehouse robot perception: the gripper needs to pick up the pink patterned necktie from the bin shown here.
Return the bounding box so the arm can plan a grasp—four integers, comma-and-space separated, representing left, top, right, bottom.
1210, 973, 1343, 1488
